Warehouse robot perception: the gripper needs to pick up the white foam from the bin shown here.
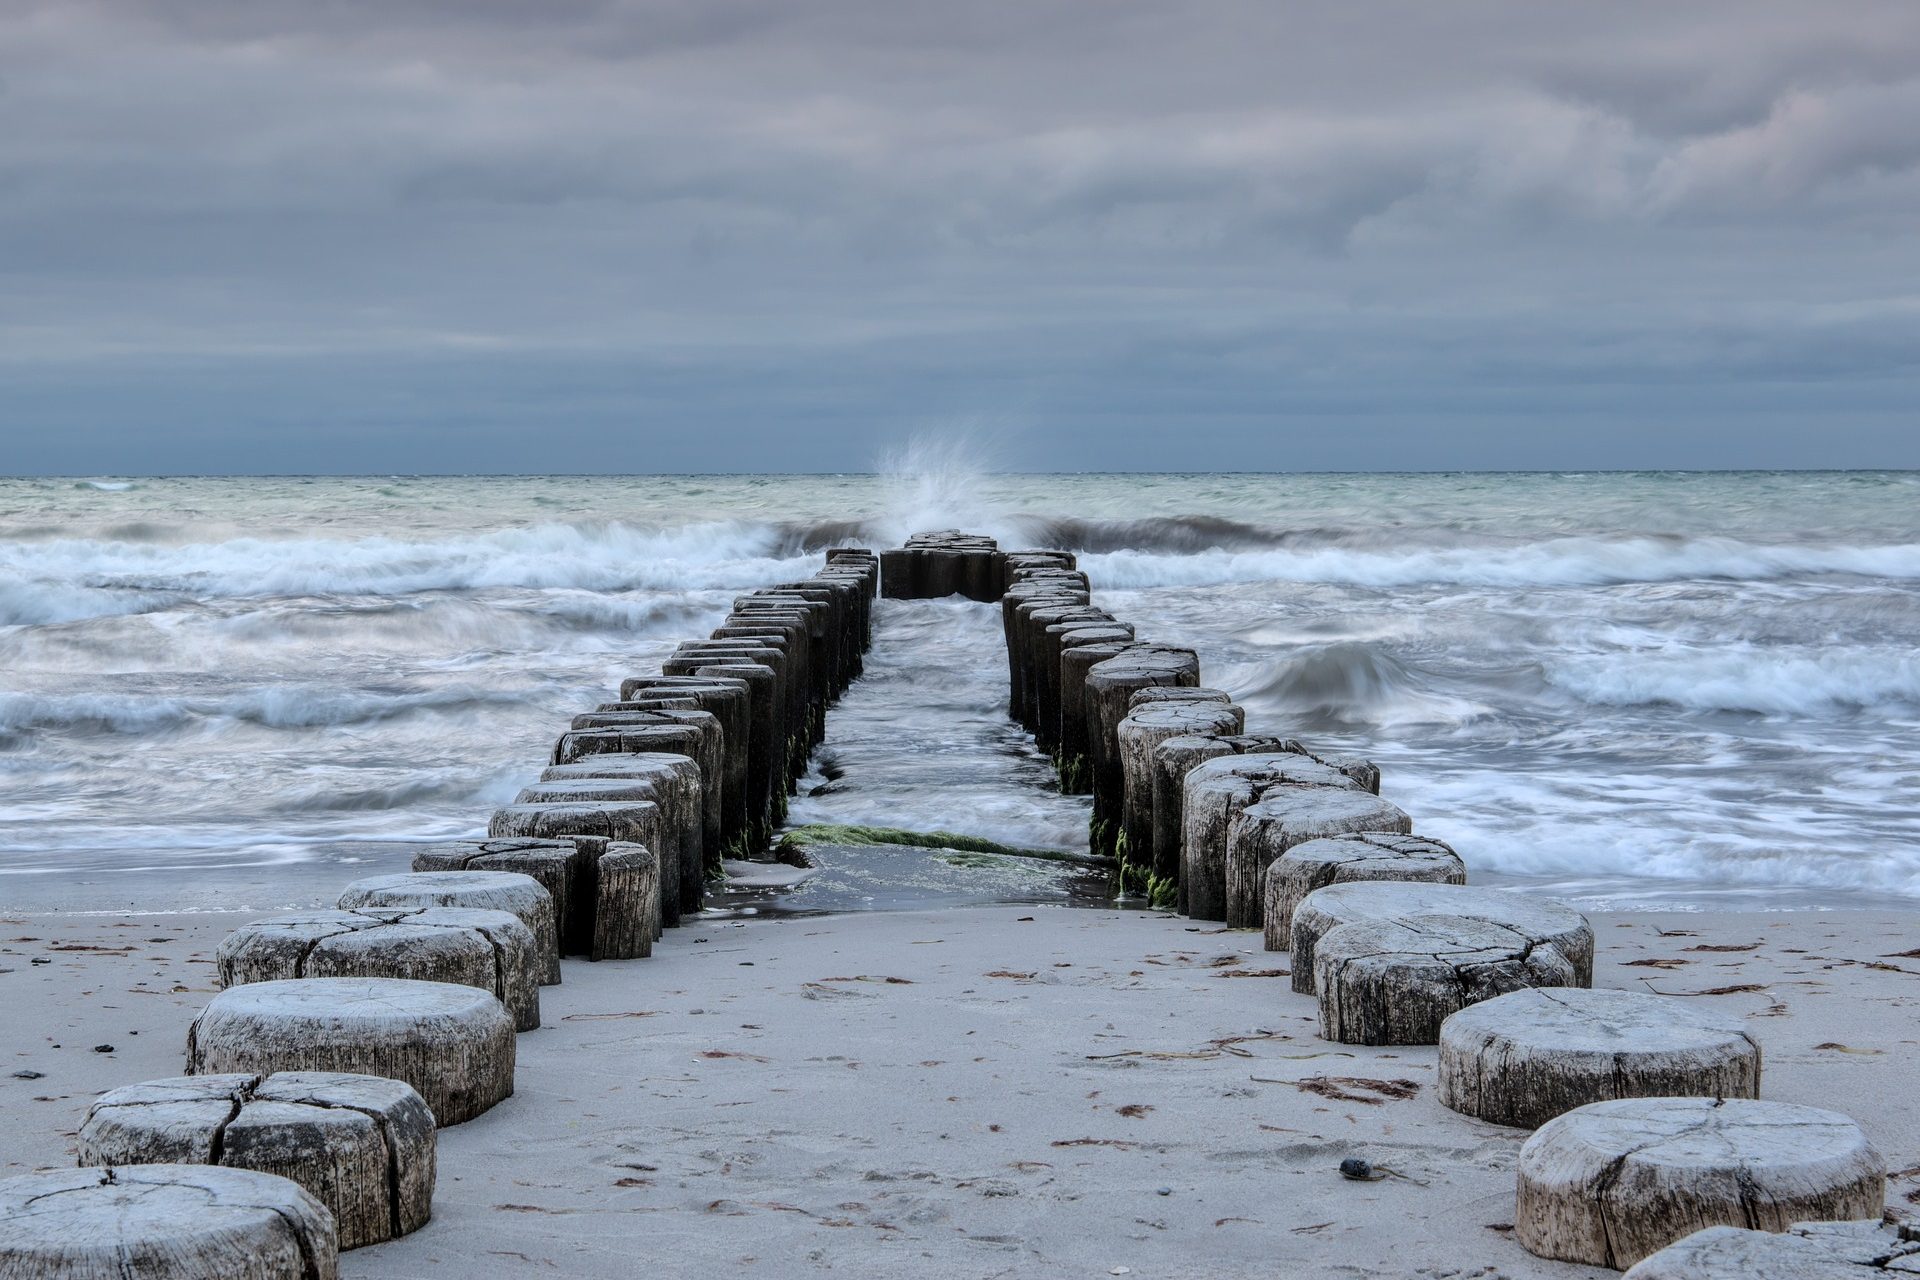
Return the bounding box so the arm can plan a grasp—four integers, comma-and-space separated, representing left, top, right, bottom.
0, 519, 820, 624
1547, 644, 1920, 714
0, 683, 533, 735
1078, 536, 1920, 589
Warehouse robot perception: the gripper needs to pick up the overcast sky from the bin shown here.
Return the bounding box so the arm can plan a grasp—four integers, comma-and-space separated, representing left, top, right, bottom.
3, 0, 1918, 473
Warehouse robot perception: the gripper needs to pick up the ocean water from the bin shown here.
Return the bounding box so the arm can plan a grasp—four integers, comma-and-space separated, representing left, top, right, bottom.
2, 469, 1916, 914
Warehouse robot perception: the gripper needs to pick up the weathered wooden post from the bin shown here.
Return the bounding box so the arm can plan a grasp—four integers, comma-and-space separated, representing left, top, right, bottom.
1114, 698, 1243, 897
1083, 645, 1201, 855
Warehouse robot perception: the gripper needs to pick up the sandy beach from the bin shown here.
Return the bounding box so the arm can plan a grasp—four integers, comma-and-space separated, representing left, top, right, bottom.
6, 901, 1916, 1278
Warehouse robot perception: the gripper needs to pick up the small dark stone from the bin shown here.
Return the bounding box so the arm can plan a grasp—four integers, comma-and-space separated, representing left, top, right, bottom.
1339, 1157, 1374, 1181
91, 1044, 115, 1054
30, 958, 50, 965
12, 1070, 44, 1080
1156, 1187, 1172, 1196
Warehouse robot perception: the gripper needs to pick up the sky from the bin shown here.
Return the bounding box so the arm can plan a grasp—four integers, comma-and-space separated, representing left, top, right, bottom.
2, 0, 1918, 473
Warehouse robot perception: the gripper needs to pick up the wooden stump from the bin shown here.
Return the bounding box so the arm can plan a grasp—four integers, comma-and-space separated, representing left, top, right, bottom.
1622, 1219, 1920, 1279
1516, 1098, 1886, 1270
598, 680, 746, 847
489, 800, 671, 930
1224, 787, 1412, 929
338, 870, 559, 986
1262, 833, 1463, 951
1149, 734, 1297, 911
1180, 754, 1360, 922
1084, 645, 1201, 855
0, 1164, 338, 1280
1037, 623, 1131, 753
215, 908, 540, 1032
541, 752, 703, 861
77, 1072, 435, 1250
1290, 880, 1594, 995
1001, 579, 1087, 725
188, 977, 515, 1126
1115, 701, 1244, 889
1023, 605, 1117, 749
1314, 913, 1580, 1045
409, 839, 590, 959
1056, 639, 1139, 794
632, 667, 772, 846
517, 774, 702, 926
1438, 988, 1762, 1129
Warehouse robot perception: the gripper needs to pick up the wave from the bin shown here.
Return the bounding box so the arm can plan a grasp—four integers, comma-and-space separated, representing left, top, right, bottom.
0, 684, 534, 736
1077, 536, 1920, 590
273, 769, 527, 813
1547, 646, 1920, 714
0, 519, 821, 624
1235, 642, 1489, 727
75, 480, 136, 492
0, 581, 184, 627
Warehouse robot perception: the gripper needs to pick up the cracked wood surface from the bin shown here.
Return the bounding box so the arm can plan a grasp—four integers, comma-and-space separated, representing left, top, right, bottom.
1517, 1097, 1886, 1269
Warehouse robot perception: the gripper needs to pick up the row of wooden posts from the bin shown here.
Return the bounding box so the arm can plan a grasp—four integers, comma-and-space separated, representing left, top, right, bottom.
0, 550, 884, 1276
2, 534, 1905, 1277
968, 533, 1897, 1276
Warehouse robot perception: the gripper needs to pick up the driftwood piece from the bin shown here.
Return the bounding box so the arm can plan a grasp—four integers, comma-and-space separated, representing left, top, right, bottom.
187, 977, 515, 1126
77, 1071, 435, 1250
338, 870, 559, 986
1516, 1098, 1887, 1269
1262, 833, 1464, 951
1224, 787, 1412, 929
1313, 913, 1579, 1045
215, 907, 540, 1032
1622, 1219, 1920, 1279
1290, 880, 1594, 995
1181, 754, 1360, 922
1438, 987, 1762, 1129
0, 1164, 338, 1280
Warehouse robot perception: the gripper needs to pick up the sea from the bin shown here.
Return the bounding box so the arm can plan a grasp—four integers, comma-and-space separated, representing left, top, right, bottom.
3, 467, 1916, 916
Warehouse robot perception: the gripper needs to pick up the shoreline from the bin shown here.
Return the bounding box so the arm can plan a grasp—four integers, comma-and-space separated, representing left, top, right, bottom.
7, 901, 1917, 1278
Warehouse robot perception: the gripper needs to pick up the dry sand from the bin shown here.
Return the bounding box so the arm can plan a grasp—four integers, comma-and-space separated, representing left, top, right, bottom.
4, 903, 1918, 1278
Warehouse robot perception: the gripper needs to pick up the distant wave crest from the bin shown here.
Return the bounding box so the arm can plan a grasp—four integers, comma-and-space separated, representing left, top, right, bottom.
0, 684, 532, 736
1078, 536, 1920, 589
0, 519, 820, 624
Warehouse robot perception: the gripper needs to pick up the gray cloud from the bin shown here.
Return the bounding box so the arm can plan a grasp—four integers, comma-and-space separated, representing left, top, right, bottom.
1, 0, 1917, 470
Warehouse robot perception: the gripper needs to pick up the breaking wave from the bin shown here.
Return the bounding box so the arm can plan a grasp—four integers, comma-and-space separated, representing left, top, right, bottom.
1078, 536, 1920, 589
0, 520, 818, 624
0, 685, 533, 736
1548, 646, 1920, 715
1238, 642, 1489, 727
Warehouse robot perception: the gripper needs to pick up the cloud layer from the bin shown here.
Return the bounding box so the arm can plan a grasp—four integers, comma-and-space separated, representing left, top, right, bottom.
3, 0, 1918, 470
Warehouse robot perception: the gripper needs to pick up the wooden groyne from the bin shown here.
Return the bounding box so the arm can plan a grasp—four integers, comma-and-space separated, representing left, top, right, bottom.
0, 532, 1898, 1276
